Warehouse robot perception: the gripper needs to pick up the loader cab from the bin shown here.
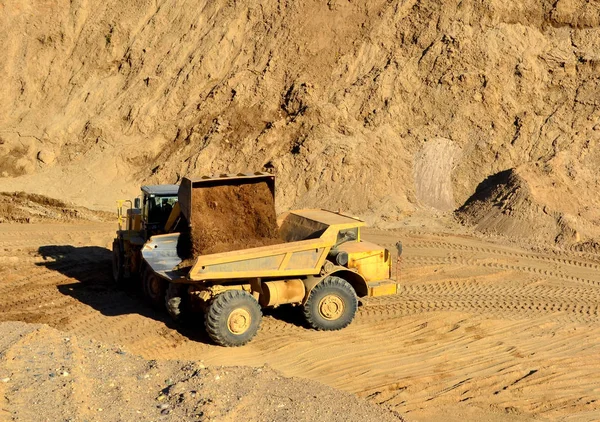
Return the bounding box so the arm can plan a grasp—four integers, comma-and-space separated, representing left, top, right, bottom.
140, 184, 179, 236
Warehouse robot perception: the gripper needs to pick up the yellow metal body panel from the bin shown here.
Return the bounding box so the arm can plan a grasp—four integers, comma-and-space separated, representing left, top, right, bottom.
338, 241, 391, 282
188, 231, 336, 281
288, 209, 365, 228
260, 279, 305, 307
279, 209, 365, 242
367, 281, 398, 297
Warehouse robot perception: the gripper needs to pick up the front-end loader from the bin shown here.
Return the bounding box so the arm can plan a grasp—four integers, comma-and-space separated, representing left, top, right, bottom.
111, 184, 180, 288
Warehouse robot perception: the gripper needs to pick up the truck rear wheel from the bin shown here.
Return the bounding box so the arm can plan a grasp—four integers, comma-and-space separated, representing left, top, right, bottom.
143, 269, 166, 309
165, 283, 190, 321
303, 276, 358, 331
205, 290, 262, 347
111, 240, 124, 284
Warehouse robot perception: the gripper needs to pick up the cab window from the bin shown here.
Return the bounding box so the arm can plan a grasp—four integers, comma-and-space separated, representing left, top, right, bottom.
146, 195, 178, 225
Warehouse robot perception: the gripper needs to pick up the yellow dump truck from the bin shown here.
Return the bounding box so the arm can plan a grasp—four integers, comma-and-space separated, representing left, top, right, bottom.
140, 173, 402, 347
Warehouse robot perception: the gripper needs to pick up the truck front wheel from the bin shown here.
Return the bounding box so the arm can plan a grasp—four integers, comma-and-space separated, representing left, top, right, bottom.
205, 290, 262, 347
303, 276, 358, 331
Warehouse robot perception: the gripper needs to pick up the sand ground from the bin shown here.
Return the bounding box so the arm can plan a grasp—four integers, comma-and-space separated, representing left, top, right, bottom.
0, 221, 598, 421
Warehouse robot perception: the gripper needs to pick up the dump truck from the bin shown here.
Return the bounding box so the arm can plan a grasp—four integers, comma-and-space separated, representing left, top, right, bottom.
136, 173, 402, 347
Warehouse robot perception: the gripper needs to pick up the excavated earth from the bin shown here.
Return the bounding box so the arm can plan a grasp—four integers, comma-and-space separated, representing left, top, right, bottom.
187, 181, 280, 257
0, 192, 113, 224
0, 321, 403, 422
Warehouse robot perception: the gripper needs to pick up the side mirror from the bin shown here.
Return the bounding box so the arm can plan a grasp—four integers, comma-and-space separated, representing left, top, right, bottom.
134, 197, 141, 209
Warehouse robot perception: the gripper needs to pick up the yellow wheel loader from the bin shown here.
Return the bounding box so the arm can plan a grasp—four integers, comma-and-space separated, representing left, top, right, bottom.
120, 172, 404, 347
111, 184, 180, 301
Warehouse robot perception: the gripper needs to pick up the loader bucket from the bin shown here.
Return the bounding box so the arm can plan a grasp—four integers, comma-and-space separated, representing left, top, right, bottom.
178, 172, 275, 226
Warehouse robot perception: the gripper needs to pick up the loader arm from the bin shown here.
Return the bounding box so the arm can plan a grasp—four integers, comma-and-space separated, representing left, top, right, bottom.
164, 201, 181, 232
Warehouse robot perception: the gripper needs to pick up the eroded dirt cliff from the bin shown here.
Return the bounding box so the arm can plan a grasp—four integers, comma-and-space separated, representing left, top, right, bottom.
1, 0, 599, 243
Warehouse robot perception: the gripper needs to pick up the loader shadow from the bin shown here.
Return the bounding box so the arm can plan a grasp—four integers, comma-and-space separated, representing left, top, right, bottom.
37, 245, 308, 345
37, 245, 212, 344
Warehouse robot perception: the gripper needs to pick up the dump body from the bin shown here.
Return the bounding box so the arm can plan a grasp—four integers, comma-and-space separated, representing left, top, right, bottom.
142, 209, 366, 283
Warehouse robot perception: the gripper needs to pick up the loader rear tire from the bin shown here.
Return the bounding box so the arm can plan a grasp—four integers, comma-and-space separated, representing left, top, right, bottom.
112, 240, 124, 284
205, 290, 262, 347
143, 269, 166, 309
303, 276, 357, 331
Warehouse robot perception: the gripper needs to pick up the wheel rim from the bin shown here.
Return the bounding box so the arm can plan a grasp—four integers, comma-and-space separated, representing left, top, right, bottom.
318, 294, 344, 320
227, 308, 251, 335
148, 275, 162, 298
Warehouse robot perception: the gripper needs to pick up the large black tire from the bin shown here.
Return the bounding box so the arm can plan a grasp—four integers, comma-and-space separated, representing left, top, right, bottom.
142, 268, 167, 309
303, 276, 358, 331
165, 282, 190, 322
205, 290, 262, 347
111, 240, 124, 284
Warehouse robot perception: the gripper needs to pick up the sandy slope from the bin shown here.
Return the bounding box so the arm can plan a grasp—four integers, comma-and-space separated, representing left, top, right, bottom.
1, 0, 600, 245
0, 191, 113, 223
0, 221, 598, 421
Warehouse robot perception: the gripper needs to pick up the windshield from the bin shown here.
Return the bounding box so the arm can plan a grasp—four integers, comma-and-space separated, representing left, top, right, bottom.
145, 195, 178, 225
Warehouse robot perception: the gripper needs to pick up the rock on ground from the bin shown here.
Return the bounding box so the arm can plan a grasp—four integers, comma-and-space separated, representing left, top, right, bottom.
0, 321, 404, 422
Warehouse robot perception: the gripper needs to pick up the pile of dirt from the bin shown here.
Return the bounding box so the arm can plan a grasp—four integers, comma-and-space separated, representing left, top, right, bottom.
456, 162, 600, 246
180, 181, 280, 259
455, 169, 569, 243
0, 191, 113, 223
1, 0, 600, 245
0, 321, 404, 421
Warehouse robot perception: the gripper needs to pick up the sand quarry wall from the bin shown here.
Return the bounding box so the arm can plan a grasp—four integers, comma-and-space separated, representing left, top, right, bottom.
1, 0, 600, 243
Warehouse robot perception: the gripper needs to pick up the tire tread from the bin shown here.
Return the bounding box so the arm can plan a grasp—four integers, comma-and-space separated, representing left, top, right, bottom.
205, 290, 262, 347
303, 276, 358, 331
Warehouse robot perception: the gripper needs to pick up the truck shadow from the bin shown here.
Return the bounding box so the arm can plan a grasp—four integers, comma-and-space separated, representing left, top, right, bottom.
263, 306, 308, 328
37, 245, 212, 344
38, 245, 307, 345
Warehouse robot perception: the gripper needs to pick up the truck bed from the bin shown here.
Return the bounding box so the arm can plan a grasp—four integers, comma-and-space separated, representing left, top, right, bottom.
142, 232, 335, 282
142, 209, 366, 283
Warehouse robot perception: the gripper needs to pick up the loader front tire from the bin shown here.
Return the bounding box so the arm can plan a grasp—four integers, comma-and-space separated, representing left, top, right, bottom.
143, 269, 166, 309
303, 276, 357, 331
205, 290, 262, 347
